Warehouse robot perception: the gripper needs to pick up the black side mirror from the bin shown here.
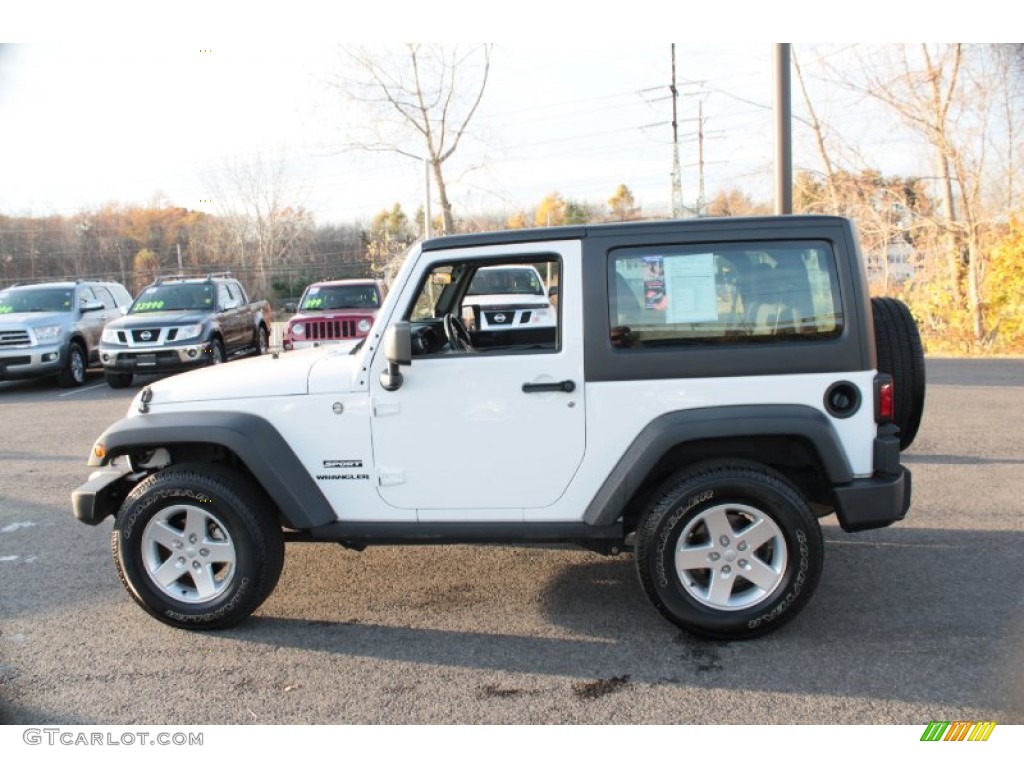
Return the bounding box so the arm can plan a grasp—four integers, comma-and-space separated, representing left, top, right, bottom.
379, 321, 412, 391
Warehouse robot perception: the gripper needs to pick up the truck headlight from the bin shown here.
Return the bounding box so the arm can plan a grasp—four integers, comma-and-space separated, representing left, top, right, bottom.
291, 323, 305, 336
176, 323, 203, 341
101, 328, 120, 344
33, 325, 62, 341
357, 319, 371, 334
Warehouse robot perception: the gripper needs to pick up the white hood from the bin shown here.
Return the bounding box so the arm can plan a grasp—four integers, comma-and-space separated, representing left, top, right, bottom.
142, 346, 358, 405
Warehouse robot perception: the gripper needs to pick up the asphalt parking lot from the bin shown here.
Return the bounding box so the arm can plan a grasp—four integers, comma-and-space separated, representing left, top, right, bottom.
0, 358, 1022, 725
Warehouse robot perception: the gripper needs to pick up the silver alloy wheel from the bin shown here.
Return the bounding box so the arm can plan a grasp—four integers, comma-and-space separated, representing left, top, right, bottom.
140, 504, 237, 604
674, 502, 787, 611
70, 346, 85, 383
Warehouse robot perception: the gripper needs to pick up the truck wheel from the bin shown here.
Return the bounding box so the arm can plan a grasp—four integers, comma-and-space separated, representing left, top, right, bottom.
56, 341, 87, 387
111, 464, 285, 630
210, 338, 225, 366
635, 461, 823, 640
254, 325, 269, 356
871, 297, 926, 450
105, 371, 134, 389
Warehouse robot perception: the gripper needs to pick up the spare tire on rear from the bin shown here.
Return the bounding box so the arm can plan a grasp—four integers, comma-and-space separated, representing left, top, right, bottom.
871, 297, 926, 450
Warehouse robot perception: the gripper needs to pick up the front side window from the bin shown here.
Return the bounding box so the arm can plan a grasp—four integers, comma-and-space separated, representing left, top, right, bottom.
406, 257, 560, 356
609, 241, 842, 348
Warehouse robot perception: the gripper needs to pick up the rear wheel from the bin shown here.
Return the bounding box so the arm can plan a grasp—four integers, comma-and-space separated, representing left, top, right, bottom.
872, 297, 926, 449
635, 461, 823, 640
112, 464, 284, 630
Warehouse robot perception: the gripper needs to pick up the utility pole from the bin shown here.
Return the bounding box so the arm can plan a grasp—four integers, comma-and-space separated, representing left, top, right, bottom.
696, 99, 706, 216
774, 43, 793, 214
670, 44, 684, 218
423, 158, 432, 240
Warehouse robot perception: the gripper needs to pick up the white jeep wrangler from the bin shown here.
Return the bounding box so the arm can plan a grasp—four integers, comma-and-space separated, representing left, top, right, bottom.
72, 216, 923, 640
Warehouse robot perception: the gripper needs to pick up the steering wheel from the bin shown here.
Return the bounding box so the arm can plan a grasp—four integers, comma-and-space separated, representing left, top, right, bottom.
443, 313, 473, 352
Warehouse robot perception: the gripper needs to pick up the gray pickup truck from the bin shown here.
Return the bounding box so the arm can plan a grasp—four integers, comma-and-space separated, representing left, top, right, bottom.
98, 273, 272, 388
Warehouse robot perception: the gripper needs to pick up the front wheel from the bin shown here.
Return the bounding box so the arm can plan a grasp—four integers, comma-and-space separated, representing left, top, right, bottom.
112, 464, 285, 630
209, 338, 225, 366
253, 325, 269, 357
105, 371, 134, 389
56, 342, 87, 387
635, 461, 823, 640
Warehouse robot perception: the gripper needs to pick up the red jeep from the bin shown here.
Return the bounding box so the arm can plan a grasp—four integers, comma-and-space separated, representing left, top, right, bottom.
282, 278, 387, 351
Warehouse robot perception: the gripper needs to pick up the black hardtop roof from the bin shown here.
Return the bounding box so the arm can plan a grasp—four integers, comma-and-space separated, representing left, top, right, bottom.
420, 215, 851, 252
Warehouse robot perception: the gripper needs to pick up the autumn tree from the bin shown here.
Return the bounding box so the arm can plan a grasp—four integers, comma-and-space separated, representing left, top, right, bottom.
336, 44, 493, 236
824, 44, 1024, 343
706, 188, 770, 217
981, 213, 1024, 351
366, 203, 415, 276
535, 192, 566, 227
132, 248, 161, 293
505, 211, 529, 229
205, 154, 314, 299
608, 184, 639, 221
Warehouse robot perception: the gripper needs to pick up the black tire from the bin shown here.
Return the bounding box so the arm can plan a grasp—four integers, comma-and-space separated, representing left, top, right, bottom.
872, 297, 926, 450
111, 464, 285, 630
56, 341, 87, 388
209, 338, 225, 366
635, 461, 823, 640
105, 371, 134, 389
253, 325, 269, 357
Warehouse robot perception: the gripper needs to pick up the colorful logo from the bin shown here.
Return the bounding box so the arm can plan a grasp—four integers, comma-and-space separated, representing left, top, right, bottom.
920, 721, 997, 742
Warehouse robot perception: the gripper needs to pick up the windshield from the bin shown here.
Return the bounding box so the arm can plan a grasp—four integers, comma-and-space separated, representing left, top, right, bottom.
131, 283, 214, 313
0, 287, 74, 313
300, 284, 380, 311
466, 267, 544, 296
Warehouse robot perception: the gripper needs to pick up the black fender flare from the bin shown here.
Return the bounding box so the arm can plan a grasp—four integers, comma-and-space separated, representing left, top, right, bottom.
90, 411, 335, 529
583, 404, 854, 526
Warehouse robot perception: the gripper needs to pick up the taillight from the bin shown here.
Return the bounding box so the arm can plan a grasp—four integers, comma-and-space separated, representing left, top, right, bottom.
875, 374, 894, 423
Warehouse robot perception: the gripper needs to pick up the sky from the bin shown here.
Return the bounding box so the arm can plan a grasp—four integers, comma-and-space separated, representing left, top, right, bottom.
0, 4, 1011, 228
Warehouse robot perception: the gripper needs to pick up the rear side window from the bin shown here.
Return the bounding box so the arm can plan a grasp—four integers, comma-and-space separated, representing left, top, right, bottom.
608, 240, 842, 348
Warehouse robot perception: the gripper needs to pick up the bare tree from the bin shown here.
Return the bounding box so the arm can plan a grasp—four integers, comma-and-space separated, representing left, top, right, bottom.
336, 44, 493, 235
826, 44, 1023, 342
205, 154, 314, 298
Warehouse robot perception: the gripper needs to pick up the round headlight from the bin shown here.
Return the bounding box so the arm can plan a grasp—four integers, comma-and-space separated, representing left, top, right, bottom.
357, 319, 371, 333
291, 323, 305, 336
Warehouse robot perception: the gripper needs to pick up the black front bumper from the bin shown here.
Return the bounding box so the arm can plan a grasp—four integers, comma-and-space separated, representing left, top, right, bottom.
71, 466, 135, 525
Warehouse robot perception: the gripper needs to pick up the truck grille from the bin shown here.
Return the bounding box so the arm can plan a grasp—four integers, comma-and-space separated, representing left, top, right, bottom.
303, 319, 359, 340
483, 311, 516, 326
131, 328, 163, 344
0, 330, 32, 347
